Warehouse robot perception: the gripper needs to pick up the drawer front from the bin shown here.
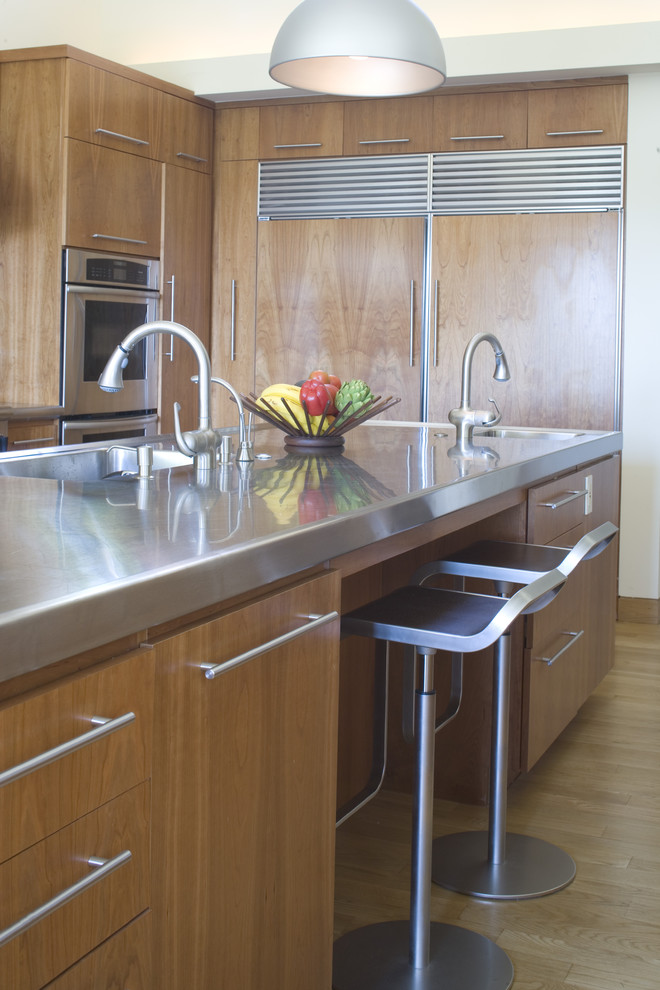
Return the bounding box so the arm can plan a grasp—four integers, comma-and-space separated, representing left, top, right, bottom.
259, 102, 344, 159
0, 650, 153, 861
433, 91, 528, 152
343, 96, 433, 155
527, 468, 589, 545
7, 419, 59, 450
0, 783, 150, 990
44, 912, 152, 990
527, 84, 628, 147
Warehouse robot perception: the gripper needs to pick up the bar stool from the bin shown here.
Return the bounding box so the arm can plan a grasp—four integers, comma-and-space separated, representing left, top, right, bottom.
411, 521, 618, 902
333, 562, 574, 990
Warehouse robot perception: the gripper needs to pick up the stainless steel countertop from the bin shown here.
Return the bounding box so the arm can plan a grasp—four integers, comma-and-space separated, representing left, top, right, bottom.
0, 422, 622, 682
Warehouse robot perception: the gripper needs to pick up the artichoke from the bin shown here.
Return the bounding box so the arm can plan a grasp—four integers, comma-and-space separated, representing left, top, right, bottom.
335, 379, 375, 424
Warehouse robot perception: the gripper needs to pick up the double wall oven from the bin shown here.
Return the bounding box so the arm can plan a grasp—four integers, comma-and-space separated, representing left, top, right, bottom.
60, 248, 160, 444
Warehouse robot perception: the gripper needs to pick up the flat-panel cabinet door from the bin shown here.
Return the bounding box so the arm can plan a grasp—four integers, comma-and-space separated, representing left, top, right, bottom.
428, 211, 620, 430
160, 165, 212, 434
255, 216, 426, 420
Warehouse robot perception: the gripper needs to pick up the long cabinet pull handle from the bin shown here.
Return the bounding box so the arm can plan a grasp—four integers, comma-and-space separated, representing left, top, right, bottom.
201, 611, 338, 680
538, 489, 589, 510
91, 234, 148, 245
409, 280, 415, 367
545, 129, 605, 136
450, 134, 504, 141
230, 279, 237, 361
433, 279, 439, 367
534, 629, 584, 666
358, 138, 411, 145
0, 712, 136, 789
0, 850, 132, 948
95, 127, 149, 146
165, 274, 176, 360
176, 151, 208, 163
11, 437, 55, 445
273, 142, 322, 149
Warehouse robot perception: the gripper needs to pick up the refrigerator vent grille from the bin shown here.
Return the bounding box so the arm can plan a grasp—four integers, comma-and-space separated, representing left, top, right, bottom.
258, 147, 623, 218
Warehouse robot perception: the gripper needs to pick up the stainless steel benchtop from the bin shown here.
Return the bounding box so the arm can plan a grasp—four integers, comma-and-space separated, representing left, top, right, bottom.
0, 422, 622, 682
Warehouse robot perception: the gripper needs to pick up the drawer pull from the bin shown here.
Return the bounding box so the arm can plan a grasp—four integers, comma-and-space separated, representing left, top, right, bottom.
538, 489, 588, 510
201, 611, 338, 679
0, 850, 132, 947
273, 142, 322, 149
450, 134, 504, 141
176, 151, 208, 163
95, 127, 149, 146
0, 712, 136, 788
12, 436, 56, 445
545, 129, 604, 137
534, 629, 584, 666
358, 137, 411, 145
91, 233, 148, 245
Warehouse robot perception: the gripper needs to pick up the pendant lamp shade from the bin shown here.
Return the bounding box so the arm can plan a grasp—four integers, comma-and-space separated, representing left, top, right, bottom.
269, 0, 446, 97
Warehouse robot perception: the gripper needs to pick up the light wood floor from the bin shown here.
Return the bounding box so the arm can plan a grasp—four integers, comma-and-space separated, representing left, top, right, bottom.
334, 622, 660, 989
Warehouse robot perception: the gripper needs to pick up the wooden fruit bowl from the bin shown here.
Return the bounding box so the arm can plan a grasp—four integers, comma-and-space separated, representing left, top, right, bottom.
241, 392, 401, 448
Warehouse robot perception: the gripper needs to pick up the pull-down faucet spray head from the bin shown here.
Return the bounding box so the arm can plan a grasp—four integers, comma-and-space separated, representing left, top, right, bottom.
98, 345, 130, 393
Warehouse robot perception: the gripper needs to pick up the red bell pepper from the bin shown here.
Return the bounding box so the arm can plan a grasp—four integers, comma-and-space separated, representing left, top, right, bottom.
300, 379, 338, 417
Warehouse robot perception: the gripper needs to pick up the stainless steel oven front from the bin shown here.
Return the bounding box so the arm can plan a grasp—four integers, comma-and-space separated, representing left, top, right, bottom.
60, 412, 158, 446
62, 248, 160, 418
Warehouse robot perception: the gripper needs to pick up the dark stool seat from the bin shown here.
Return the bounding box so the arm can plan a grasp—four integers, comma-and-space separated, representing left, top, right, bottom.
412, 522, 618, 902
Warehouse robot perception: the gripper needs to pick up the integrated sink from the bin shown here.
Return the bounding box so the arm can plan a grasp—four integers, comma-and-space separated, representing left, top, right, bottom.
474, 428, 585, 441
0, 442, 193, 482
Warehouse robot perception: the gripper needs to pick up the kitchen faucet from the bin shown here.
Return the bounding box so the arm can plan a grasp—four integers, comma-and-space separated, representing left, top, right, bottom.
448, 332, 511, 447
98, 320, 231, 474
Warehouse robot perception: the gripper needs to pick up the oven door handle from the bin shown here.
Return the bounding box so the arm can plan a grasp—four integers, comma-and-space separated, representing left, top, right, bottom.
65, 284, 160, 300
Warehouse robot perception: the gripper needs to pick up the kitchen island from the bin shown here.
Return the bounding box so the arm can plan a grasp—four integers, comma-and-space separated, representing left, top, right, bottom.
0, 422, 621, 990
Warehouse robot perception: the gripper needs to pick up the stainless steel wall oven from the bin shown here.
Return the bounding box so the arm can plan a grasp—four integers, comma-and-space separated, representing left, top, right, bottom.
60, 248, 160, 442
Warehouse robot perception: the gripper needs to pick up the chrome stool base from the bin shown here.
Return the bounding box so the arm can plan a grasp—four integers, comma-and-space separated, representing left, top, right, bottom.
432, 831, 576, 900
333, 920, 514, 990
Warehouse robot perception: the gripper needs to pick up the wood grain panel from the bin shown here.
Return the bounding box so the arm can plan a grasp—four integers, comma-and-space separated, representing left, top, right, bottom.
255, 216, 425, 420
0, 783, 150, 990
528, 83, 628, 147
150, 572, 340, 990
429, 211, 620, 430
259, 102, 344, 158
46, 912, 152, 990
343, 96, 433, 155
0, 58, 64, 408
216, 106, 260, 161
0, 649, 153, 862
64, 138, 162, 257
158, 91, 213, 171
434, 90, 528, 151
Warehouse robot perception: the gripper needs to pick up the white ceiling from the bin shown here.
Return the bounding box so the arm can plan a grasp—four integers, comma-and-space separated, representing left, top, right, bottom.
2, 0, 660, 99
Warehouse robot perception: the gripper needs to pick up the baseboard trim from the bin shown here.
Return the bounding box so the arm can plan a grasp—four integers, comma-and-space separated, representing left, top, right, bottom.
618, 596, 660, 624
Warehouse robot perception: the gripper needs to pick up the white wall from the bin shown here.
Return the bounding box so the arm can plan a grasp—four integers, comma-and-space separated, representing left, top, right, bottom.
619, 72, 660, 600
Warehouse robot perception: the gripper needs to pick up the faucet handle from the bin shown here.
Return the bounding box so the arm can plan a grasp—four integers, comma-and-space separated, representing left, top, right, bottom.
485, 397, 502, 426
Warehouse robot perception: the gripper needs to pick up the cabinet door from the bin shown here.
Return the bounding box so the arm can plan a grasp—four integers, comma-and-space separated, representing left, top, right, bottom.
159, 92, 213, 172
343, 96, 433, 155
216, 106, 259, 161
259, 101, 344, 158
64, 139, 162, 257
211, 160, 258, 427
428, 211, 621, 430
7, 418, 59, 450
527, 83, 628, 147
433, 90, 528, 151
160, 165, 212, 434
150, 572, 340, 990
523, 456, 620, 769
65, 59, 157, 160
255, 216, 426, 420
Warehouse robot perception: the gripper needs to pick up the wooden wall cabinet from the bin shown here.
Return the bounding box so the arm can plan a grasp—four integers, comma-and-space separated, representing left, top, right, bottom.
343, 96, 434, 155
433, 90, 528, 151
149, 571, 340, 990
259, 101, 344, 159
527, 83, 628, 147
0, 649, 154, 988
523, 454, 620, 768
158, 91, 213, 172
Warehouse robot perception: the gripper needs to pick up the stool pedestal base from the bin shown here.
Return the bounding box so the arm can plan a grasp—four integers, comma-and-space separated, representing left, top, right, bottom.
432, 831, 576, 900
332, 920, 513, 990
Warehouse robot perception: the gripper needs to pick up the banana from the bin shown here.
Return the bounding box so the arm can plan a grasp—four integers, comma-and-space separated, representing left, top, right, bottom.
259, 383, 302, 402
257, 383, 330, 434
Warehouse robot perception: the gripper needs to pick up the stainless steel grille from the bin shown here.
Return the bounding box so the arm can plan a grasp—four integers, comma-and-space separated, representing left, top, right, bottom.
258, 146, 623, 219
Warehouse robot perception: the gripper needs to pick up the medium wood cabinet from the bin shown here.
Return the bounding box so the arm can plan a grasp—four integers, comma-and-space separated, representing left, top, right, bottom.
6, 418, 59, 450
0, 649, 154, 988
433, 90, 528, 151
527, 83, 628, 147
149, 571, 340, 990
523, 454, 620, 768
159, 164, 212, 434
343, 96, 434, 155
259, 101, 344, 159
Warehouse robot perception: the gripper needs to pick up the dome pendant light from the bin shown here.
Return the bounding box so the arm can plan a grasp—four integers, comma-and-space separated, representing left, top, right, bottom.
269, 0, 447, 97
